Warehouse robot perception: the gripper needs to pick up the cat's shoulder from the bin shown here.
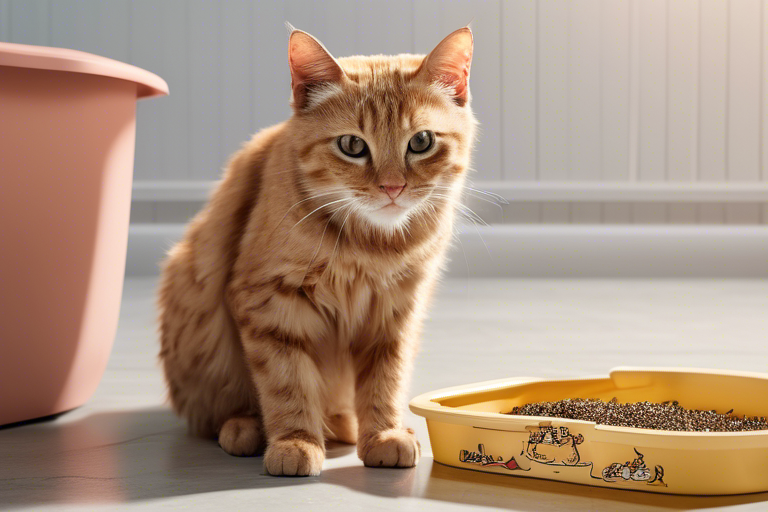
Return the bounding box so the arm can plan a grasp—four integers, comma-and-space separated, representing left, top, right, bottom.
241, 122, 288, 157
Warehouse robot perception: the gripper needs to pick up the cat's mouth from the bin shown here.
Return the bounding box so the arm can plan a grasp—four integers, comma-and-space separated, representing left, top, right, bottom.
378, 203, 405, 213
361, 199, 413, 228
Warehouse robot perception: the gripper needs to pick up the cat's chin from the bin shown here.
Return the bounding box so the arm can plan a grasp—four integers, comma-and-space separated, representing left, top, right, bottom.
361, 204, 412, 231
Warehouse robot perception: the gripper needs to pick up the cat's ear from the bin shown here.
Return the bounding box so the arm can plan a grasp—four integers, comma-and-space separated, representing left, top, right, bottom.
288, 28, 345, 110
417, 27, 473, 106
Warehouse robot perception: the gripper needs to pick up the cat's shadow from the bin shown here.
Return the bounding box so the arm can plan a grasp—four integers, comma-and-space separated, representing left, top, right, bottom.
1, 407, 766, 511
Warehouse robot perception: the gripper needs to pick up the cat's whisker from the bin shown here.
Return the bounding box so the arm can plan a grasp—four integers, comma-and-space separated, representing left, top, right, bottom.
321, 204, 356, 281
289, 197, 354, 231
430, 193, 493, 260
463, 184, 510, 204
431, 184, 506, 211
271, 189, 348, 236
285, 189, 347, 212
429, 193, 490, 227
300, 204, 348, 286
423, 199, 475, 274
449, 207, 493, 261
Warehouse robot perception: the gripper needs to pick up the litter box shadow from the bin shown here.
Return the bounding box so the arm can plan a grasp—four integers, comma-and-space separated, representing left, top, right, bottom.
399, 461, 768, 511
1, 406, 766, 511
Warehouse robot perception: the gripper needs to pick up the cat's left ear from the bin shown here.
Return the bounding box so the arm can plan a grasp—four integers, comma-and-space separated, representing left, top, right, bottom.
417, 27, 473, 106
288, 28, 345, 110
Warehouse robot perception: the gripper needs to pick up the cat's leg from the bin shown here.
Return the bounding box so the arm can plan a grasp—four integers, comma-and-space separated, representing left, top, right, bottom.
325, 410, 358, 445
218, 416, 265, 456
234, 324, 326, 476
351, 337, 420, 468
323, 359, 358, 445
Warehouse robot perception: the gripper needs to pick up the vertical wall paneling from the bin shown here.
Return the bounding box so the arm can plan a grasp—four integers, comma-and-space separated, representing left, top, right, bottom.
502, 1, 537, 182
95, 1, 130, 63
188, 1, 221, 180
725, 204, 762, 224
667, 204, 697, 224
698, 202, 725, 223
356, 0, 414, 56
602, 204, 633, 224
412, 0, 442, 52
637, 0, 667, 182
628, 0, 641, 183
726, 0, 762, 224
568, 0, 602, 223
131, 2, 164, 182
285, 0, 324, 41
221, 0, 253, 165
502, 0, 539, 222
698, 0, 729, 182
251, 2, 291, 130
570, 202, 602, 223
3, 1, 766, 226
697, 0, 729, 223
49, 1, 97, 51
727, 0, 761, 182
506, 203, 541, 224
540, 203, 570, 223
161, 0, 191, 184
538, 0, 570, 222
0, 1, 10, 41
9, 0, 48, 45
667, 0, 698, 182
567, 0, 601, 182
666, 0, 699, 223
322, 0, 361, 55
129, 203, 155, 224
632, 203, 666, 223
600, 0, 631, 183
763, 0, 768, 224
537, 0, 568, 182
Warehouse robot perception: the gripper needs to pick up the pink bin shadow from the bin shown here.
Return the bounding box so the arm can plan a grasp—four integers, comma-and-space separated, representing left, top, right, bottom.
0, 42, 168, 426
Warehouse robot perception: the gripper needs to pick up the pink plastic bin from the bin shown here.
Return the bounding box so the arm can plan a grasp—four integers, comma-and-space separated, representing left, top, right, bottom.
0, 42, 168, 426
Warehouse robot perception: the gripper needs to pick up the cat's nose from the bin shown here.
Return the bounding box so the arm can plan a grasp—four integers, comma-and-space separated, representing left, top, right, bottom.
380, 182, 406, 200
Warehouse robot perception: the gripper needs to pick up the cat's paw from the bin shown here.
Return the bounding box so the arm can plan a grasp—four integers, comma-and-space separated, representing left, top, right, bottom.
218, 416, 265, 456
358, 428, 421, 468
264, 434, 324, 476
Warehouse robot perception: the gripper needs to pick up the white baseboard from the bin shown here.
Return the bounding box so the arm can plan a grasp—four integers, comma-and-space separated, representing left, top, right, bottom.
126, 224, 768, 278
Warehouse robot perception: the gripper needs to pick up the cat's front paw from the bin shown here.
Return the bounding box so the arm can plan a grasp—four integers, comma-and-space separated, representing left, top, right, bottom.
358, 428, 421, 468
264, 435, 324, 476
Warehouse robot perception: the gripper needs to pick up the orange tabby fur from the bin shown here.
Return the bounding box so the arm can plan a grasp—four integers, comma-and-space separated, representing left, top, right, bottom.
157, 27, 476, 476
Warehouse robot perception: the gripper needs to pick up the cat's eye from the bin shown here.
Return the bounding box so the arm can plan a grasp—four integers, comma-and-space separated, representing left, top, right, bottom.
337, 135, 368, 158
408, 130, 434, 154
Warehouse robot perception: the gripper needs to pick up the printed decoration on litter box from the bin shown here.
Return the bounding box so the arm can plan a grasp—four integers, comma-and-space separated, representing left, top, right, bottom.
459, 444, 529, 471
523, 426, 590, 467
601, 448, 667, 487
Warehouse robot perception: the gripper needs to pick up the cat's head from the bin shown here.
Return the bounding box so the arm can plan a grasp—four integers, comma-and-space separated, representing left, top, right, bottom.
286, 27, 477, 235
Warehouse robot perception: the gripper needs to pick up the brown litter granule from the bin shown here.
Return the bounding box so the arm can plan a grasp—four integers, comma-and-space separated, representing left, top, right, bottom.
505, 397, 768, 432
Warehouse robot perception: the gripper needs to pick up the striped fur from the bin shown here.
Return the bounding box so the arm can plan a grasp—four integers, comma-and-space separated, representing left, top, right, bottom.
157, 27, 476, 476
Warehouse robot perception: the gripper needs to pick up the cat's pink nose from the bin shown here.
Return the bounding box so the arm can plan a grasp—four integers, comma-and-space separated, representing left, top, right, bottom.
380, 182, 406, 200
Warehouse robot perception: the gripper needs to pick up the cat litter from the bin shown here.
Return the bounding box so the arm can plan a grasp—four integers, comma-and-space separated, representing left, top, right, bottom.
506, 397, 768, 432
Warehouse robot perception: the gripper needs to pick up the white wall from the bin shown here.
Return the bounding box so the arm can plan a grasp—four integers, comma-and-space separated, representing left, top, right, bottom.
1, 0, 767, 225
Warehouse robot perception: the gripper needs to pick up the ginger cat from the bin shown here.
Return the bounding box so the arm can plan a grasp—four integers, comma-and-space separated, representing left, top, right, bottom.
157, 26, 476, 476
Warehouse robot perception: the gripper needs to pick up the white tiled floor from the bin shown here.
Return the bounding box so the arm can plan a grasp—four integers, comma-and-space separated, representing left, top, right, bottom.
2, 277, 768, 511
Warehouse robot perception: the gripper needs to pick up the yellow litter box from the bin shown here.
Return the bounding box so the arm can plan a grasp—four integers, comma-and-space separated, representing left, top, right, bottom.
409, 367, 768, 495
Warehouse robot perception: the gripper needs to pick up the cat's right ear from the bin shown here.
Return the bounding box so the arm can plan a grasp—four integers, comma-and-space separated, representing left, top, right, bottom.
288, 28, 345, 111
